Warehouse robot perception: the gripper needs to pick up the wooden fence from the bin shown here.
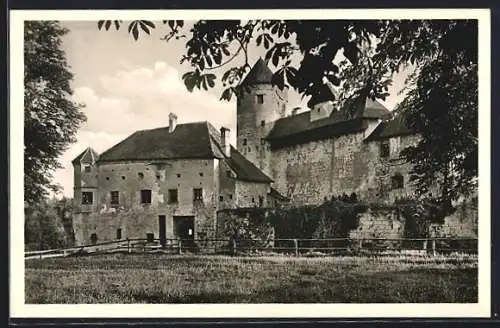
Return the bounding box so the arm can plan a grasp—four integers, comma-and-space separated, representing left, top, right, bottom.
24, 237, 478, 260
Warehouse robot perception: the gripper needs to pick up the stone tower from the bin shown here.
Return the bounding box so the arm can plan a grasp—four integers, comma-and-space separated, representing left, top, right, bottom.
236, 58, 288, 175
72, 147, 99, 210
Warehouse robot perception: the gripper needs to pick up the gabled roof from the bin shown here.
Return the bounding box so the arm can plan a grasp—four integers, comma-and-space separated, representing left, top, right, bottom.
266, 95, 391, 146
240, 58, 274, 85
364, 113, 415, 141
95, 120, 273, 184
72, 147, 99, 165
97, 122, 225, 162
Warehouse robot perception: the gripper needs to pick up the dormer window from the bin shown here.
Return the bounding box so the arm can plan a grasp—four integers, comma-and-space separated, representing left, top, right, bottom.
84, 165, 91, 172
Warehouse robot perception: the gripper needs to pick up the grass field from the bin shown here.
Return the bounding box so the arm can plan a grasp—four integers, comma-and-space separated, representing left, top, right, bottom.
25, 253, 477, 303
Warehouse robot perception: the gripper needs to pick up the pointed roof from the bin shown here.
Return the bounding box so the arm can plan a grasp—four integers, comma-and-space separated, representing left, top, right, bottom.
240, 58, 274, 85
364, 113, 415, 141
72, 147, 99, 165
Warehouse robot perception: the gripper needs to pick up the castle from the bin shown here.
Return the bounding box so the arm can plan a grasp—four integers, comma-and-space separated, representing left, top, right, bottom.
72, 59, 477, 246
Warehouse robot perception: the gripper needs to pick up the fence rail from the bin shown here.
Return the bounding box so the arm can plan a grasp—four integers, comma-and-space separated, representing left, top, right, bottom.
25, 237, 478, 260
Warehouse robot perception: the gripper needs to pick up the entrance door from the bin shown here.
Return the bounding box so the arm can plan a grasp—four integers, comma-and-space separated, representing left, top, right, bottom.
173, 216, 195, 251
158, 215, 166, 247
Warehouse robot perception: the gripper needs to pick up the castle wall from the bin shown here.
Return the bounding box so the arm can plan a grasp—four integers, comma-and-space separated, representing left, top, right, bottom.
269, 130, 421, 205
235, 181, 270, 208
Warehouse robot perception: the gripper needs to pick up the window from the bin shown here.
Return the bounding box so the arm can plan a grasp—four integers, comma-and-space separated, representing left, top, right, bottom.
82, 192, 93, 205
243, 138, 247, 146
140, 189, 152, 204
193, 188, 203, 201
261, 120, 265, 127
138, 172, 144, 179
226, 170, 232, 178
177, 173, 181, 178
251, 197, 255, 203
219, 195, 224, 201
110, 191, 119, 205
156, 174, 161, 180
199, 172, 204, 177
84, 165, 91, 172
380, 141, 390, 158
146, 233, 155, 243
229, 194, 233, 200
106, 177, 110, 180
116, 229, 122, 240
259, 196, 264, 207
90, 233, 98, 245
256, 94, 264, 104
391, 174, 404, 189
121, 176, 126, 180
260, 138, 265, 145
168, 189, 178, 204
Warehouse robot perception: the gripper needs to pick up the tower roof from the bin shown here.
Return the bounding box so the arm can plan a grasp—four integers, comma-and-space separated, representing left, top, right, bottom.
240, 58, 274, 85
72, 147, 99, 165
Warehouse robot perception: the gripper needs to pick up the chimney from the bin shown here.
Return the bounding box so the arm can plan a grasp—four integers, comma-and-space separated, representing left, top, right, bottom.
220, 127, 231, 157
168, 112, 178, 133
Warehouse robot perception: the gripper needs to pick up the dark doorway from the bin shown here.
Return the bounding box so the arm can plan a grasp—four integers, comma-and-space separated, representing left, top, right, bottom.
173, 216, 195, 251
158, 215, 166, 247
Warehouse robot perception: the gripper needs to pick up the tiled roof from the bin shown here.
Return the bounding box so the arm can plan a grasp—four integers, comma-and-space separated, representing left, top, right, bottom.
97, 122, 225, 162
96, 120, 272, 184
266, 95, 391, 146
240, 58, 274, 85
225, 147, 273, 183
364, 113, 415, 141
72, 147, 99, 165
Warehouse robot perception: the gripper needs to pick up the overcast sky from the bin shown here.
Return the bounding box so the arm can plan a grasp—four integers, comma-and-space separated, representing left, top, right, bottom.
53, 20, 410, 198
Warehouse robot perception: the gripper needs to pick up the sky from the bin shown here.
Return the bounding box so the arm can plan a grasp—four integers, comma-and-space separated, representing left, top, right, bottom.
53, 20, 410, 198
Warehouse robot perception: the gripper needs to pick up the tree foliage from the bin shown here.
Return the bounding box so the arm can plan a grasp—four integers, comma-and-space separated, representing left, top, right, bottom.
25, 199, 67, 250
24, 21, 86, 205
97, 19, 478, 211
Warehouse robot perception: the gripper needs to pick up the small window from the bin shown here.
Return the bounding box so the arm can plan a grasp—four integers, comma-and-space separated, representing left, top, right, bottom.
256, 94, 264, 104
251, 197, 255, 203
106, 177, 110, 181
260, 138, 265, 145
229, 194, 233, 200
82, 192, 93, 205
138, 172, 144, 179
380, 141, 390, 158
110, 191, 119, 205
193, 188, 203, 201
90, 233, 98, 245
199, 172, 204, 177
146, 233, 155, 243
219, 195, 224, 201
259, 196, 264, 207
156, 174, 161, 180
121, 176, 126, 180
177, 173, 181, 178
116, 229, 122, 240
168, 189, 178, 204
84, 165, 91, 172
391, 174, 404, 189
243, 138, 247, 146
226, 170, 232, 178
256, 146, 259, 151
140, 189, 152, 204
248, 147, 251, 153
261, 120, 265, 127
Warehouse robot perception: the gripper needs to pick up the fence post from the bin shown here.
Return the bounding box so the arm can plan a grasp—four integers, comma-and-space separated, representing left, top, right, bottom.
178, 240, 182, 255
293, 239, 299, 256
359, 239, 363, 250
423, 239, 428, 254
432, 239, 436, 256
231, 238, 237, 255
127, 238, 131, 254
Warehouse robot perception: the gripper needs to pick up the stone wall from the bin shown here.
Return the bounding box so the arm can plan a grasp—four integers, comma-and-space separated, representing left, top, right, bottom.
72, 158, 219, 246
269, 127, 420, 206
234, 181, 270, 208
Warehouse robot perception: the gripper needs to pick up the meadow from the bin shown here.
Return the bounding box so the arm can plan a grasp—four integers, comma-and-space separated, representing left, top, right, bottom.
25, 253, 477, 303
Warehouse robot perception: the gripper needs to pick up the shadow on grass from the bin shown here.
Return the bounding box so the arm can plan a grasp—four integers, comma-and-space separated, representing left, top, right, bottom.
123, 268, 477, 304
